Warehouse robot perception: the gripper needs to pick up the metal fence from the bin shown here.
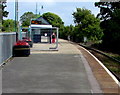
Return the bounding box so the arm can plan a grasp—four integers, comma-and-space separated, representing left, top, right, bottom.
0, 32, 16, 65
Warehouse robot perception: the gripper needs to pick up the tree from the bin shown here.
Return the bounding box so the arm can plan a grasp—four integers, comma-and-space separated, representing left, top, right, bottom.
2, 19, 15, 32
1, 1, 9, 18
72, 8, 103, 42
42, 12, 64, 37
42, 12, 64, 27
20, 12, 37, 27
60, 25, 74, 40
0, 0, 9, 32
95, 2, 120, 20
95, 2, 120, 53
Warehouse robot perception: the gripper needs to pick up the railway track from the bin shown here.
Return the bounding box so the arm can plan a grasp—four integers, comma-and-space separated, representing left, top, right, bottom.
79, 44, 120, 82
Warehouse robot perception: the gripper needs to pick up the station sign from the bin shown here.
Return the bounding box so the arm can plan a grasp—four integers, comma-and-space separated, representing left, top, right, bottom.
31, 20, 42, 25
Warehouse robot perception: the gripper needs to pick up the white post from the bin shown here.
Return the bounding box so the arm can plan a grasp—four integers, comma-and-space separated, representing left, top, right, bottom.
56, 27, 59, 49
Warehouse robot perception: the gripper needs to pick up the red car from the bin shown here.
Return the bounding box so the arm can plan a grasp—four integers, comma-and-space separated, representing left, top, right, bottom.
13, 40, 30, 57
22, 37, 33, 47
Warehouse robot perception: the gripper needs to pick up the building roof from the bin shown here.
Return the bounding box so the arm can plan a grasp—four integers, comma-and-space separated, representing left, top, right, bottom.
36, 16, 50, 25
30, 16, 52, 29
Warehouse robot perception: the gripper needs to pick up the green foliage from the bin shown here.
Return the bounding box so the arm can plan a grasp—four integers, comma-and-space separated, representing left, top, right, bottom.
0, 1, 9, 32
73, 8, 91, 25
20, 12, 38, 27
42, 12, 64, 36
95, 2, 120, 54
2, 19, 15, 32
42, 12, 64, 28
72, 8, 103, 42
95, 2, 120, 20
61, 25, 74, 40
2, 1, 9, 18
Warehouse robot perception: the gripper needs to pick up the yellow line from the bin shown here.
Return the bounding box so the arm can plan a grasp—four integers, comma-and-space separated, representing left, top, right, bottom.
14, 48, 30, 50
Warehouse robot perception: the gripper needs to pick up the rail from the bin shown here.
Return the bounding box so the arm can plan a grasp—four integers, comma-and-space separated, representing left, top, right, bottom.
79, 44, 120, 82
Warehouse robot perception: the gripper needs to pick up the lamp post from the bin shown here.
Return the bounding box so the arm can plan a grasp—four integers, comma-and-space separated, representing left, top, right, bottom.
15, 0, 18, 41
36, 2, 38, 17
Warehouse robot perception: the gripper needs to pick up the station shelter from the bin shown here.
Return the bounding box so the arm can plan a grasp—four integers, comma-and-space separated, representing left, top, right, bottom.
29, 17, 58, 44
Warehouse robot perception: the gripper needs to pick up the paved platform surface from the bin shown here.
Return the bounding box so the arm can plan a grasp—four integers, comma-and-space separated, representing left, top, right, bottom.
2, 39, 119, 94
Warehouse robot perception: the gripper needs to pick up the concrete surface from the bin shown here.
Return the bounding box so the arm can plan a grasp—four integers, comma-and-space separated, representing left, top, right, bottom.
0, 69, 2, 95
76, 43, 120, 94
2, 39, 102, 93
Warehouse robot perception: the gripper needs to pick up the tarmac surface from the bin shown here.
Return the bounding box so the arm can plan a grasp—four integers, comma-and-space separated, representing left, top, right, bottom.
2, 39, 119, 94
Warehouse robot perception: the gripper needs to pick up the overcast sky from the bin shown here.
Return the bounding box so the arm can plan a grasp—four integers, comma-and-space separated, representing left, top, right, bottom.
5, 0, 100, 26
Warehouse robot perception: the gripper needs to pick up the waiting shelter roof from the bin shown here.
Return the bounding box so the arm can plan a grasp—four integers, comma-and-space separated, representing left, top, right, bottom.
30, 24, 52, 29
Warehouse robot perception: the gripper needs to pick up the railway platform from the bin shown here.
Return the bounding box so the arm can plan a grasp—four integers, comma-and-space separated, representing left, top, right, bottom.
2, 39, 120, 94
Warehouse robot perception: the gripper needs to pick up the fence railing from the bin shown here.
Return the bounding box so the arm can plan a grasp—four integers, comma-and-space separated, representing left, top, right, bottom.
0, 32, 16, 65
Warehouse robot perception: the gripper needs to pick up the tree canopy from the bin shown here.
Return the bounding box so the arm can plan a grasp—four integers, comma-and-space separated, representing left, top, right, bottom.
72, 8, 103, 41
42, 12, 64, 36
42, 12, 64, 28
95, 2, 120, 20
1, 1, 9, 18
0, 0, 9, 32
95, 2, 120, 53
2, 19, 15, 32
20, 12, 39, 27
60, 25, 74, 40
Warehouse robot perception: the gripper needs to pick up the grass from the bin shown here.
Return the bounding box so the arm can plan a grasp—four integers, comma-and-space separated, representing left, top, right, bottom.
81, 41, 120, 79
89, 50, 120, 79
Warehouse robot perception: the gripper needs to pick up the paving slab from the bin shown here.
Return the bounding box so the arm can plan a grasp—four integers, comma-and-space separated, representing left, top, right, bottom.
74, 42, 120, 94
2, 39, 102, 94
0, 69, 2, 95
